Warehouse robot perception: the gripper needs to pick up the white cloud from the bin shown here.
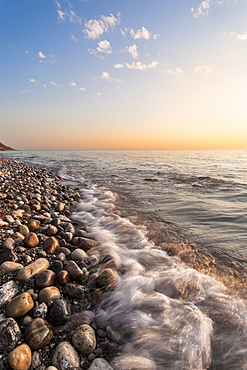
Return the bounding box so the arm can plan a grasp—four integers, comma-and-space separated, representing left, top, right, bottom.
120, 44, 139, 59
29, 78, 38, 83
83, 14, 120, 39
57, 10, 65, 20
79, 87, 87, 91
50, 81, 60, 87
38, 51, 46, 58
70, 81, 76, 87
71, 34, 78, 42
68, 10, 82, 24
236, 31, 247, 41
125, 61, 159, 70
194, 65, 212, 74
191, 0, 212, 17
130, 26, 151, 40
114, 63, 124, 69
100, 72, 122, 83
166, 67, 184, 78
96, 92, 101, 96
97, 40, 112, 54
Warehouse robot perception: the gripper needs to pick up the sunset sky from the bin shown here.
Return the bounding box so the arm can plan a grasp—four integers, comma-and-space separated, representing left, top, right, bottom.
1, 0, 247, 150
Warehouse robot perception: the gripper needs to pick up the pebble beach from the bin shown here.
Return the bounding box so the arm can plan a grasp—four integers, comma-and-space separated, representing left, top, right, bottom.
0, 157, 120, 370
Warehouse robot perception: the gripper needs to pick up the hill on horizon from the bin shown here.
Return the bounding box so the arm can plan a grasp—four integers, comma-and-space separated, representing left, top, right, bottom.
0, 142, 15, 151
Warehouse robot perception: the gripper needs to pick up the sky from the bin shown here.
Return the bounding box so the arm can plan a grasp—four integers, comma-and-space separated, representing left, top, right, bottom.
1, 0, 247, 150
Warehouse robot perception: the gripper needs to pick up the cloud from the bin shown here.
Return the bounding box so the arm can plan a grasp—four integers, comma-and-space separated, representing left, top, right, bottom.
194, 65, 212, 74
130, 26, 151, 40
38, 51, 46, 58
70, 81, 76, 87
57, 10, 65, 20
68, 10, 82, 24
71, 34, 78, 42
96, 92, 101, 96
114, 63, 124, 69
79, 87, 87, 91
50, 81, 60, 87
121, 61, 159, 70
120, 44, 139, 59
100, 72, 122, 83
191, 0, 212, 17
236, 31, 247, 41
83, 14, 120, 39
166, 67, 184, 78
97, 40, 112, 54
29, 78, 38, 83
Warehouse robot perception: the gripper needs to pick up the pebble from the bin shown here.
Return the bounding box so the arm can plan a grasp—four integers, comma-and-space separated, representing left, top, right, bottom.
46, 225, 58, 236
17, 258, 50, 284
96, 268, 118, 290
4, 214, 15, 223
65, 260, 84, 280
27, 219, 40, 231
8, 343, 32, 370
0, 247, 18, 264
71, 248, 88, 262
39, 286, 61, 303
52, 341, 80, 370
25, 318, 53, 350
111, 355, 157, 370
5, 292, 34, 318
63, 232, 73, 243
0, 317, 22, 352
19, 224, 30, 236
72, 324, 96, 354
63, 283, 86, 300
0, 261, 23, 273
2, 238, 15, 248
88, 358, 114, 370
0, 280, 19, 308
48, 298, 71, 325
35, 269, 55, 288
33, 302, 48, 318
43, 237, 60, 254
78, 237, 97, 250
55, 202, 65, 212
24, 232, 40, 248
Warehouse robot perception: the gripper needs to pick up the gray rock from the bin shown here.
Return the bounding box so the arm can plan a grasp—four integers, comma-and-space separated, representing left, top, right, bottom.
72, 324, 96, 354
0, 280, 19, 308
111, 355, 156, 370
52, 341, 79, 370
88, 358, 114, 370
33, 302, 48, 318
48, 299, 71, 325
0, 318, 22, 353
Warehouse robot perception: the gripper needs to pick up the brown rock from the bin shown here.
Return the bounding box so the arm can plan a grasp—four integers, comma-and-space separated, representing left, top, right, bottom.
0, 261, 23, 273
46, 225, 58, 236
55, 202, 65, 212
0, 248, 18, 264
27, 219, 40, 231
56, 270, 70, 285
18, 224, 30, 236
24, 232, 39, 248
72, 324, 96, 354
17, 258, 49, 284
52, 341, 79, 369
66, 260, 84, 280
71, 248, 88, 261
35, 269, 55, 288
5, 292, 34, 318
8, 343, 32, 370
43, 237, 60, 254
39, 286, 61, 303
25, 318, 53, 350
96, 268, 118, 290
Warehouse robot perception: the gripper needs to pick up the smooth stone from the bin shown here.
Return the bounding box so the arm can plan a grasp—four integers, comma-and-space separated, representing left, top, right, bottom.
63, 232, 73, 243
0, 247, 18, 264
14, 232, 25, 240
73, 229, 87, 238
17, 258, 49, 284
56, 252, 66, 262
96, 268, 118, 290
27, 219, 40, 231
25, 318, 53, 350
19, 224, 30, 236
52, 341, 79, 370
32, 351, 42, 368
78, 237, 97, 251
56, 270, 70, 285
71, 248, 88, 262
62, 222, 75, 233
72, 324, 96, 354
5, 292, 34, 318
65, 260, 84, 280
12, 209, 25, 218
2, 238, 16, 248
54, 311, 94, 334
0, 318, 22, 352
35, 269, 55, 288
111, 355, 156, 370
46, 225, 58, 236
43, 237, 60, 254
95, 309, 108, 330
33, 302, 48, 318
39, 286, 61, 303
46, 367, 58, 370
0, 280, 19, 308
48, 298, 71, 325
51, 217, 62, 227
24, 232, 39, 248
63, 283, 86, 300
56, 247, 71, 257
88, 358, 114, 370
50, 260, 63, 274
0, 261, 23, 273
8, 343, 32, 370
55, 202, 65, 212
4, 214, 15, 223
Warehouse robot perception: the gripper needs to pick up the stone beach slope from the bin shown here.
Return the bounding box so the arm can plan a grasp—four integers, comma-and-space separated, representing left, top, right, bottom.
0, 157, 122, 370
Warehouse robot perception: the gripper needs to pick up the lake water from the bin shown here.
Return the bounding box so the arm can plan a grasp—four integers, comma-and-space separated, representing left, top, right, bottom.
2, 149, 247, 369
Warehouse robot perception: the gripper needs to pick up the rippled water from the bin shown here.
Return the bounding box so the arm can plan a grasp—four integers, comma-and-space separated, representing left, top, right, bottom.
2, 149, 247, 369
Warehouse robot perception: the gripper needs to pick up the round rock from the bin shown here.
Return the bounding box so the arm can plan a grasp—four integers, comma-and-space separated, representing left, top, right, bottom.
35, 269, 55, 288
8, 343, 32, 370
65, 260, 84, 280
0, 318, 22, 352
24, 232, 39, 248
5, 292, 34, 318
39, 286, 61, 303
52, 341, 79, 370
111, 355, 156, 370
25, 318, 53, 350
72, 324, 96, 354
48, 298, 71, 325
43, 237, 60, 254
88, 358, 114, 370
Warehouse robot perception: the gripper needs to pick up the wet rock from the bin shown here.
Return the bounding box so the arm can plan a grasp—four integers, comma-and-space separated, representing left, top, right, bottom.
56, 270, 70, 285
55, 202, 65, 212
72, 324, 96, 354
56, 247, 71, 257
95, 309, 108, 330
96, 268, 118, 290
17, 258, 49, 284
46, 225, 58, 236
89, 358, 114, 370
78, 237, 97, 251
71, 248, 88, 262
51, 217, 62, 227
35, 269, 55, 288
63, 232, 73, 243
52, 341, 79, 370
106, 326, 121, 344
2, 238, 15, 249
39, 286, 61, 303
48, 298, 71, 325
33, 302, 48, 318
63, 283, 86, 300
0, 261, 23, 273
8, 343, 32, 370
62, 222, 75, 233
66, 260, 84, 280
4, 214, 15, 223
27, 219, 40, 231
54, 311, 94, 334
0, 318, 22, 352
5, 292, 34, 318
111, 355, 156, 370
0, 247, 18, 264
50, 260, 63, 274
25, 318, 53, 350
0, 280, 19, 308
18, 224, 30, 236
43, 237, 60, 254
24, 232, 39, 248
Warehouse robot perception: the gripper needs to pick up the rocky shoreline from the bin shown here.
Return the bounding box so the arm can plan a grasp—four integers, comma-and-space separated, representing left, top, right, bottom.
0, 157, 121, 370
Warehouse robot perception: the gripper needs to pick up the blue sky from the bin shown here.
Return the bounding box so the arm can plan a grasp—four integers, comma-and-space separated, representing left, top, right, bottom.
1, 0, 247, 149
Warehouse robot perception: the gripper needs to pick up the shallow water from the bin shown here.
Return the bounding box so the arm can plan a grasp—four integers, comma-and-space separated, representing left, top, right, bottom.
2, 149, 247, 369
